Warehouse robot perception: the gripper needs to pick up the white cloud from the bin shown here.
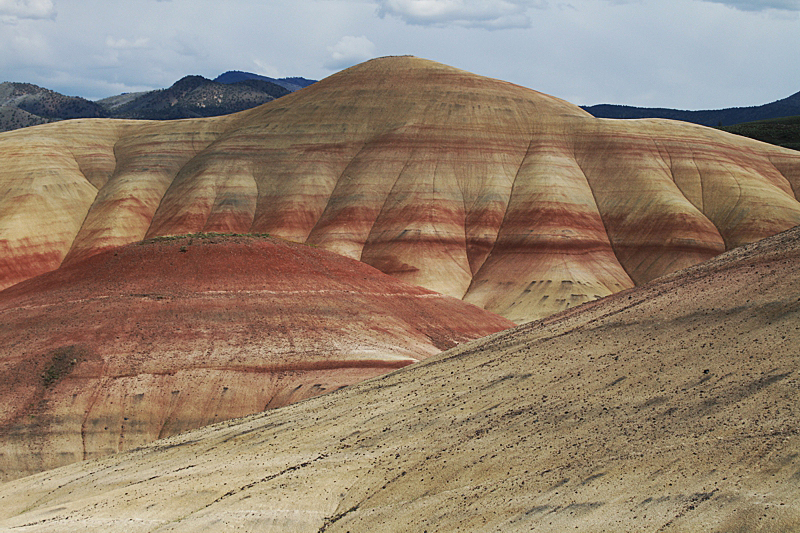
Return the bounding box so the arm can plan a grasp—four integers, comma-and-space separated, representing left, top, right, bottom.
252, 59, 282, 79
375, 0, 541, 29
0, 0, 55, 23
6, 30, 50, 64
325, 35, 377, 69
105, 36, 150, 49
698, 0, 800, 10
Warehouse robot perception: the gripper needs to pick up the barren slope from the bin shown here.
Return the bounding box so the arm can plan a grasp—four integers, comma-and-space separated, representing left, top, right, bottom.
1, 226, 797, 532
0, 234, 512, 482
2, 57, 800, 322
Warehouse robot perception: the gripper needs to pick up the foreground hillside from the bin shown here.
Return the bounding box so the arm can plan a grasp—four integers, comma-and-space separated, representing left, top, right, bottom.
2, 57, 800, 322
0, 234, 512, 481
1, 225, 797, 532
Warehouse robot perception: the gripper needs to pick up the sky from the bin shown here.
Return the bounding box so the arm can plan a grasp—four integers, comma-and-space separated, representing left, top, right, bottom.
1, 0, 799, 109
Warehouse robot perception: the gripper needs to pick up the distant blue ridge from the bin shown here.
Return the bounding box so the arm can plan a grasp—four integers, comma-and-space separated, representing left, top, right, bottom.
214, 71, 317, 93
582, 90, 800, 127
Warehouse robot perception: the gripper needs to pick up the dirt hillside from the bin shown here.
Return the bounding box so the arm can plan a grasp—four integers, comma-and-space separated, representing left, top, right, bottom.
0, 233, 512, 481
1, 226, 796, 531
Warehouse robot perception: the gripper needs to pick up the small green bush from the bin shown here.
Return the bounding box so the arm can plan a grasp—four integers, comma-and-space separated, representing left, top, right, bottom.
41, 346, 84, 387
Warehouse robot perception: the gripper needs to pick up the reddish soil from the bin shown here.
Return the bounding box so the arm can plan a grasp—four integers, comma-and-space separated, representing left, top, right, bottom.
0, 233, 513, 481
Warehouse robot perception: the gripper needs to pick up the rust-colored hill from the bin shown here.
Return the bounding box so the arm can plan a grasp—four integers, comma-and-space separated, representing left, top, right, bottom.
1, 227, 797, 531
0, 233, 513, 482
2, 57, 799, 322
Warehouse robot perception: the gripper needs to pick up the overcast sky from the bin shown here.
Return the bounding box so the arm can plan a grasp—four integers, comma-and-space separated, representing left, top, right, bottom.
1, 0, 798, 109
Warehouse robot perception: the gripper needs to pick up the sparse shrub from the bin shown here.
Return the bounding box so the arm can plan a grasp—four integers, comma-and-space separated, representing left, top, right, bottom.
41, 345, 84, 387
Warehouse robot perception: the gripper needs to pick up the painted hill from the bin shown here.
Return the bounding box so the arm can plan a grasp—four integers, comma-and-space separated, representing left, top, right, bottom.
1, 222, 797, 532
1, 56, 800, 323
0, 233, 512, 482
583, 89, 800, 127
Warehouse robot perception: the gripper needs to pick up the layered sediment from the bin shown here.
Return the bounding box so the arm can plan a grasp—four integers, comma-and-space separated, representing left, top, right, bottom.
1, 57, 799, 322
0, 234, 512, 481
2, 218, 798, 532
0, 57, 800, 322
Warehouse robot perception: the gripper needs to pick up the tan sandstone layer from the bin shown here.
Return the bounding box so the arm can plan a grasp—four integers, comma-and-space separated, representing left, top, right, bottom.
0, 234, 512, 482
2, 57, 799, 322
1, 222, 797, 532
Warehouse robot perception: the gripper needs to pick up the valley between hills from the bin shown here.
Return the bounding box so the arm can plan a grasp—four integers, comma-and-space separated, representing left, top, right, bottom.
0, 56, 799, 532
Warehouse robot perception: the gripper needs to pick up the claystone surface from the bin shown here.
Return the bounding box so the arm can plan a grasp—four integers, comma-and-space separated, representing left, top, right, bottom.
0, 234, 513, 481
2, 57, 799, 322
1, 224, 797, 532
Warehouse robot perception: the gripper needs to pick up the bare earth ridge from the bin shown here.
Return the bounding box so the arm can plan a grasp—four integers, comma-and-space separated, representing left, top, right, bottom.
0, 234, 512, 482
2, 57, 800, 322
0, 222, 797, 532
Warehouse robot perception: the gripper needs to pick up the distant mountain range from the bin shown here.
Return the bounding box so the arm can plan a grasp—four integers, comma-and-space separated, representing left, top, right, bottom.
95, 75, 292, 120
213, 71, 316, 92
580, 92, 800, 151
1, 72, 798, 152
0, 82, 106, 131
582, 90, 800, 127
721, 115, 800, 152
0, 72, 317, 131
